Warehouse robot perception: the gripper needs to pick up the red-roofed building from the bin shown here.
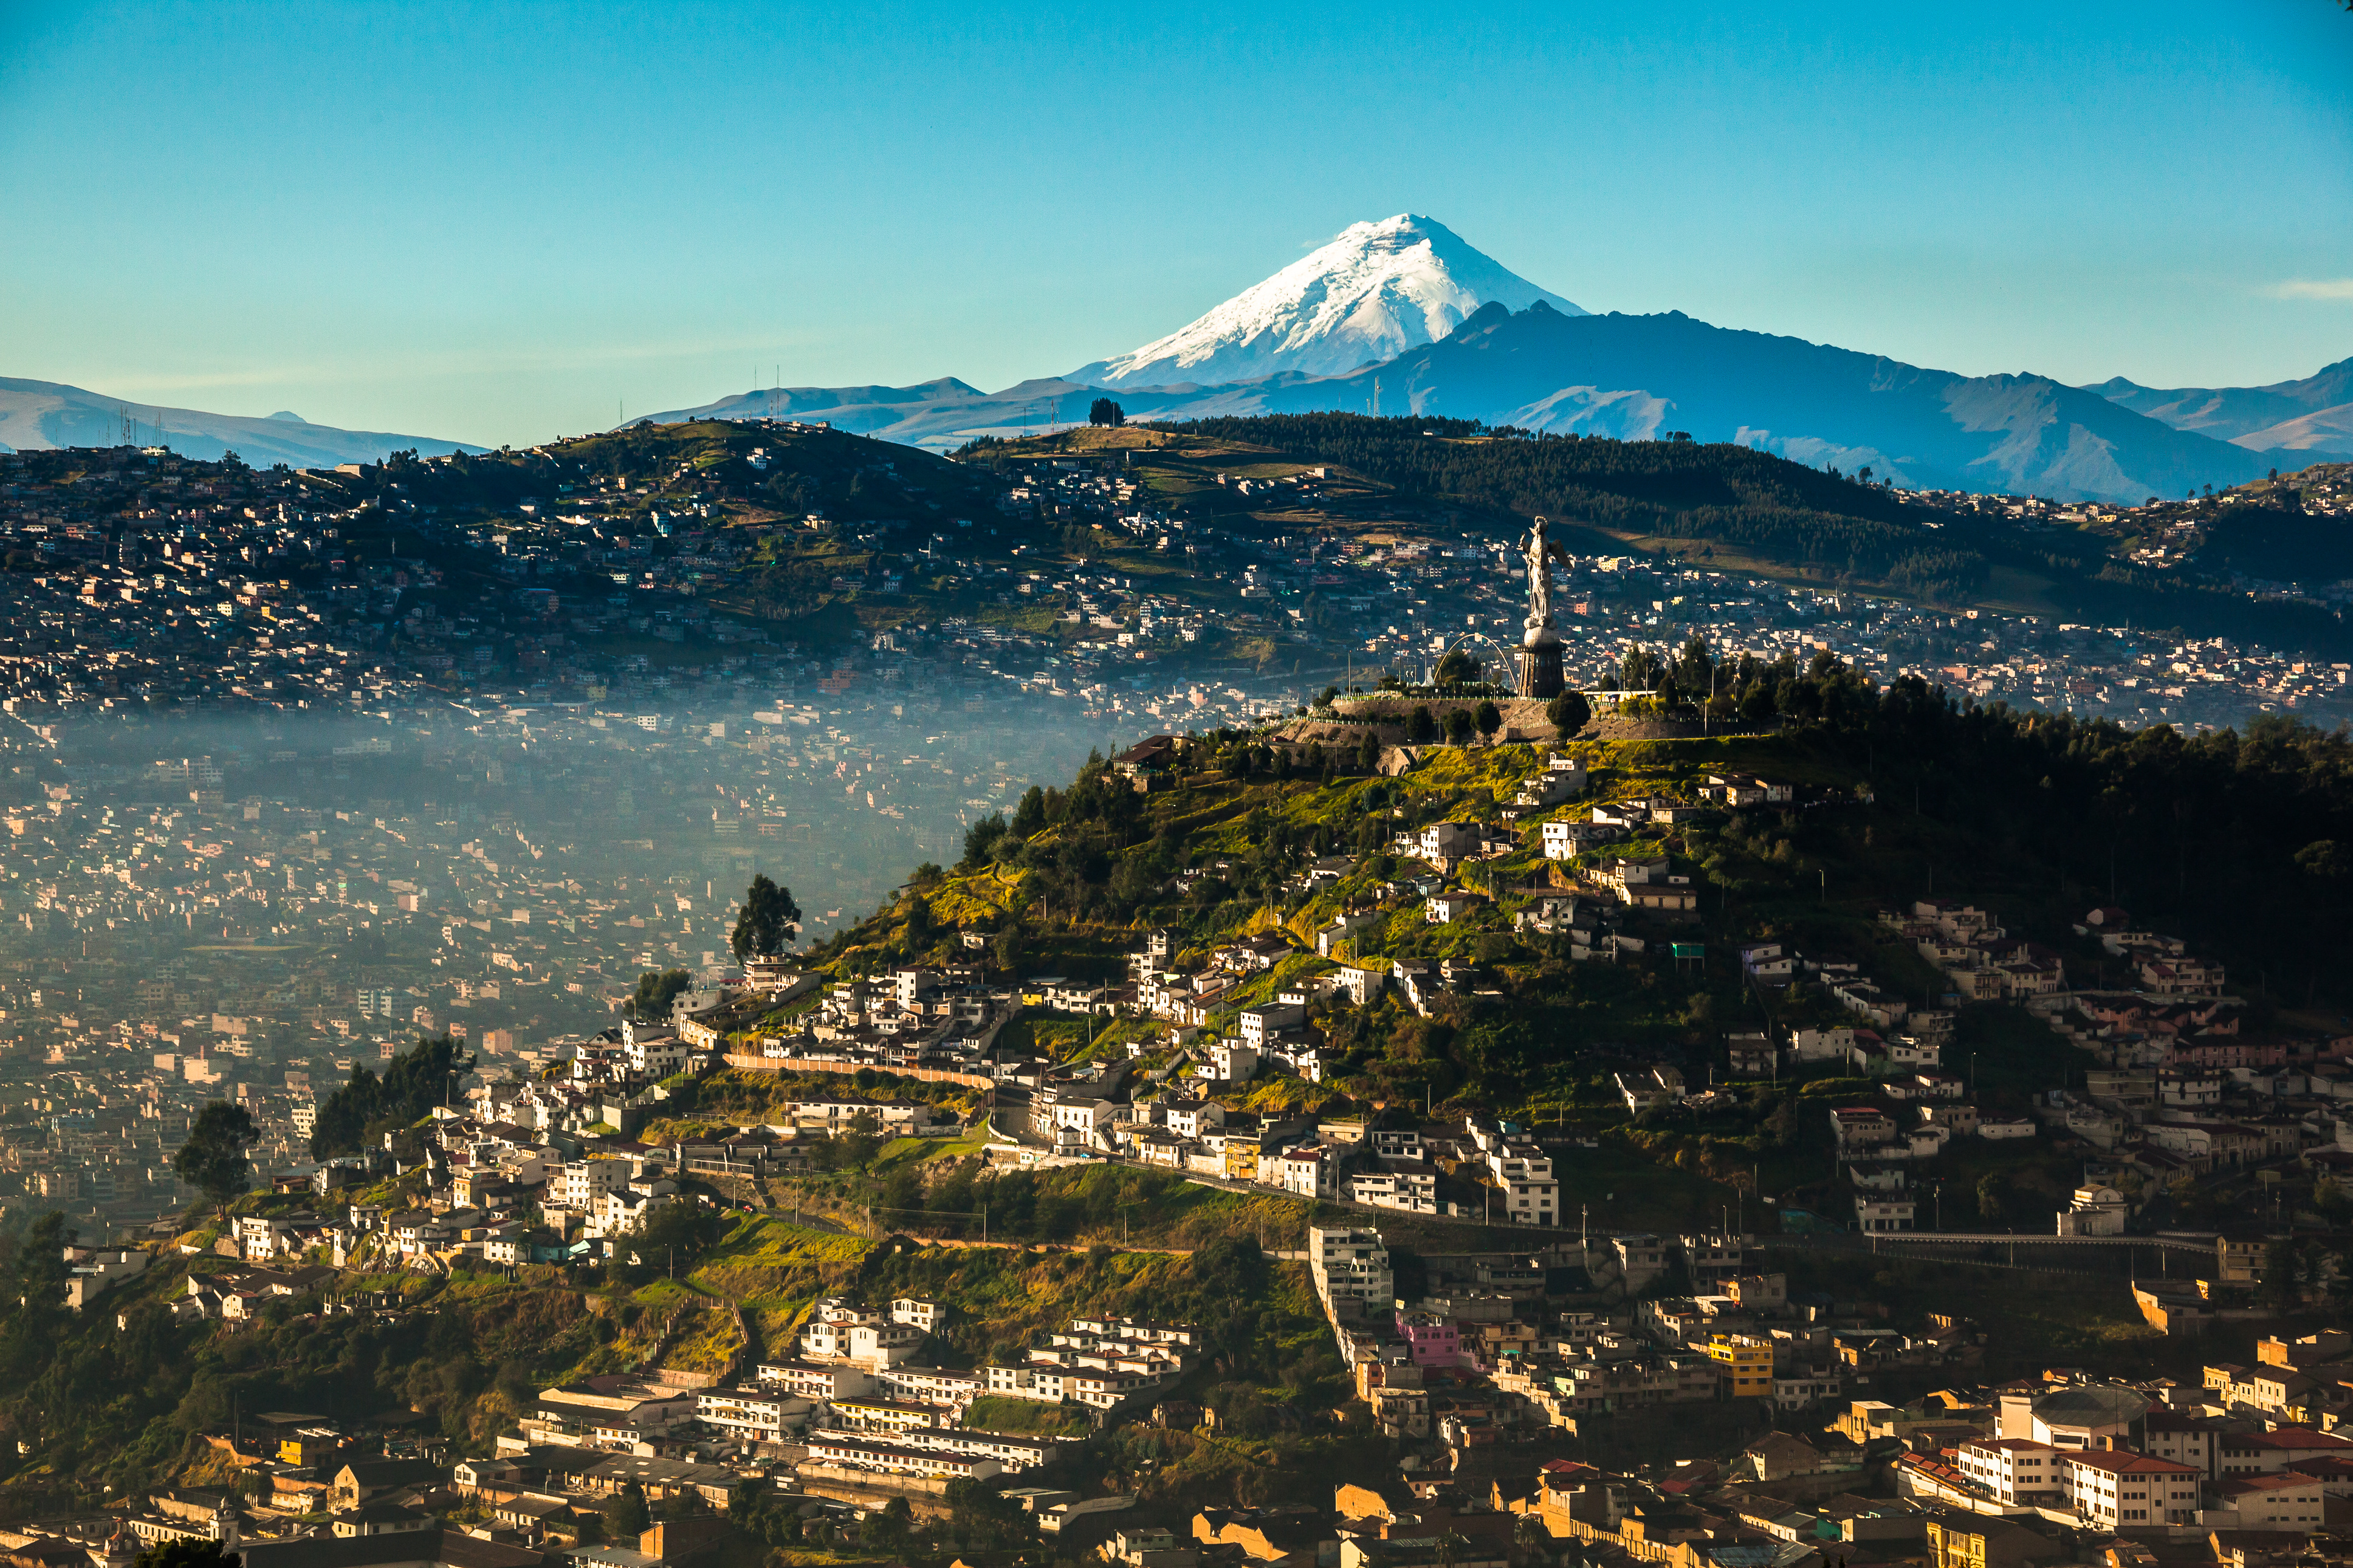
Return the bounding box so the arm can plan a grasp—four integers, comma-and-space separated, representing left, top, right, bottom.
1894, 1450, 1976, 1510
2057, 1448, 2202, 1527
2219, 1427, 2353, 1476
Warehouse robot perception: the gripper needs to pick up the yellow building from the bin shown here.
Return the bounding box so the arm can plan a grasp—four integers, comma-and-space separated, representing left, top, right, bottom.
1706, 1334, 1774, 1400
1926, 1513, 2058, 1568
829, 1397, 948, 1434
276, 1426, 343, 1468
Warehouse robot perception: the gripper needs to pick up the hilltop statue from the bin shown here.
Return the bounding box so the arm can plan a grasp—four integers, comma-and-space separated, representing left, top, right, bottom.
1522, 515, 1559, 632
1517, 515, 1567, 699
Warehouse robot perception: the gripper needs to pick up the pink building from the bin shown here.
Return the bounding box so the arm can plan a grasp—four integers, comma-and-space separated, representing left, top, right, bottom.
1394, 1310, 1469, 1367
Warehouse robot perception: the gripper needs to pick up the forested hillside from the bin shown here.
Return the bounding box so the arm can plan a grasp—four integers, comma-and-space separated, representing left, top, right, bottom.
805, 652, 2353, 1072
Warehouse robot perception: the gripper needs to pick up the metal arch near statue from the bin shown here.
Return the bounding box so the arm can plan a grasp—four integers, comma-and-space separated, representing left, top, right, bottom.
1429, 629, 1527, 696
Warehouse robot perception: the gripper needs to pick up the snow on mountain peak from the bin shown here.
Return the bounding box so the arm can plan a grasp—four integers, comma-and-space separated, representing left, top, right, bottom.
1071, 214, 1584, 389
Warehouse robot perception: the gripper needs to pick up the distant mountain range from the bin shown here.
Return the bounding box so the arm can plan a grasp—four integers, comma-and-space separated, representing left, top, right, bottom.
0, 377, 485, 467
2084, 357, 2353, 463
641, 219, 2346, 505
1187, 300, 2293, 504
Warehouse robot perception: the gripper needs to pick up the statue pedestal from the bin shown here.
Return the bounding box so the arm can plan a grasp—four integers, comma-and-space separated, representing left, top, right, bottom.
1517, 625, 1564, 700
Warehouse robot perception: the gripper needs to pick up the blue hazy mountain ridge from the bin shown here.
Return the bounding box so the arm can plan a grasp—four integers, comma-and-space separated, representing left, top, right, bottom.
636, 375, 992, 439
0, 377, 486, 466
2086, 357, 2353, 463
1197, 301, 2281, 506
636, 374, 1319, 448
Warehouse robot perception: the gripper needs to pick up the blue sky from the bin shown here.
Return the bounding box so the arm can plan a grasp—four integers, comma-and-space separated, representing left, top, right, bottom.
2, 1, 2348, 449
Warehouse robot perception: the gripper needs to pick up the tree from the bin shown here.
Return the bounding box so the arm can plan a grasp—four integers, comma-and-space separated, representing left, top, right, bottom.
2296, 840, 2349, 880
2261, 1238, 2307, 1309
839, 1109, 885, 1170
1407, 706, 1438, 744
14, 1210, 77, 1323
628, 968, 692, 1019
311, 1035, 465, 1159
627, 1199, 724, 1278
1621, 645, 1666, 694
134, 1545, 241, 1568
1434, 647, 1479, 686
1444, 707, 1475, 745
1672, 633, 1715, 700
1088, 398, 1125, 428
1545, 690, 1591, 734
600, 1485, 651, 1541
879, 1163, 925, 1222
1011, 785, 1048, 837
865, 1497, 913, 1555
730, 872, 801, 961
1474, 700, 1502, 741
943, 1478, 1036, 1552
175, 1101, 258, 1211
901, 890, 935, 951
960, 812, 1007, 869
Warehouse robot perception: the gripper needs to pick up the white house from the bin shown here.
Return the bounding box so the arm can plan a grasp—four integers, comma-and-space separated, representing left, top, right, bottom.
1418, 822, 1479, 863
1347, 1166, 1438, 1214
1238, 1004, 1304, 1048
2055, 1185, 2129, 1237
1271, 1144, 1335, 1199
1425, 891, 1483, 925
1204, 1040, 1260, 1083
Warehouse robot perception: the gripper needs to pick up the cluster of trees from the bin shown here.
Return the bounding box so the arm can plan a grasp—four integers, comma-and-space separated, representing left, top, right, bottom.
309, 1035, 469, 1160
738, 1479, 1000, 1557
1598, 636, 1812, 720
0, 1217, 612, 1501
600, 1200, 728, 1286
1386, 699, 1538, 744
930, 699, 1585, 945
953, 756, 1149, 919
1790, 668, 2353, 1004
866, 1160, 1208, 1245
625, 968, 692, 1020
946, 751, 1372, 932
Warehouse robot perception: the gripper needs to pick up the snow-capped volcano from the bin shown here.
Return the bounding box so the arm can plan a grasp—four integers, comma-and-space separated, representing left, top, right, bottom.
1070, 214, 1584, 389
